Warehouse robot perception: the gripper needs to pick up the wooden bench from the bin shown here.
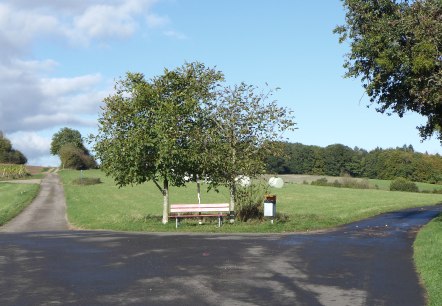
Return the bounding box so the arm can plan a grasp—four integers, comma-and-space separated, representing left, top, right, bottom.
169, 203, 230, 228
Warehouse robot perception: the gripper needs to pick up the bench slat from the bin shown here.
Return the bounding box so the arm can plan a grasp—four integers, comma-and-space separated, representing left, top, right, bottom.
171, 208, 229, 213
171, 203, 229, 208
170, 203, 229, 213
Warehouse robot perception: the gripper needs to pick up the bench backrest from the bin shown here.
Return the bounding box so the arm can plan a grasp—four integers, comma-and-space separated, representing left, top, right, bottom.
170, 203, 230, 214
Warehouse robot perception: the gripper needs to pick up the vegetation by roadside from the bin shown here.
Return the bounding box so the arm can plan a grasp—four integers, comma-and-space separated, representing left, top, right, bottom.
0, 183, 40, 226
414, 214, 442, 306
60, 169, 442, 232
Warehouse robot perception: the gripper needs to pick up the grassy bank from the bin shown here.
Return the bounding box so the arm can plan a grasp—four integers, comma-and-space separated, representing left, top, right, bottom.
414, 214, 442, 306
60, 170, 442, 232
0, 183, 40, 226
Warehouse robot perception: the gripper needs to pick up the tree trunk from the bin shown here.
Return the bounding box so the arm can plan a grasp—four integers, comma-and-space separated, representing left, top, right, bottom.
229, 182, 236, 223
162, 178, 169, 224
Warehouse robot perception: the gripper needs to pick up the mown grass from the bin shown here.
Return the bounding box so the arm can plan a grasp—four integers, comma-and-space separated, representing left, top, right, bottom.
60, 169, 442, 232
0, 183, 40, 226
414, 214, 442, 306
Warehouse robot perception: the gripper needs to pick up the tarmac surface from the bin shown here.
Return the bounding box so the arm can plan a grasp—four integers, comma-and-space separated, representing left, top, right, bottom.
0, 173, 441, 305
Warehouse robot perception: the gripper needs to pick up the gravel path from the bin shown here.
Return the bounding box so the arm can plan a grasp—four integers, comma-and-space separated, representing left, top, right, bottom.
0, 173, 69, 232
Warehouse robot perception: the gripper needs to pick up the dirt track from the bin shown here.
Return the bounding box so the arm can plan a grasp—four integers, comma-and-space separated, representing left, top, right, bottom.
0, 173, 68, 232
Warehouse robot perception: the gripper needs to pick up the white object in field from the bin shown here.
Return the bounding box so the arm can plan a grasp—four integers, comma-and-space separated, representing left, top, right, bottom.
268, 177, 284, 188
264, 201, 276, 217
235, 175, 251, 187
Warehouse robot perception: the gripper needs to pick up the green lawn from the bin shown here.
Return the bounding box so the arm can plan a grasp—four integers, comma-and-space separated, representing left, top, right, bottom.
414, 214, 442, 306
60, 169, 442, 232
0, 183, 40, 225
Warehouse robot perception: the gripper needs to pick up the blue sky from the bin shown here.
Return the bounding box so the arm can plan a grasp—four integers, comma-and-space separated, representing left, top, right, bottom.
1, 0, 441, 166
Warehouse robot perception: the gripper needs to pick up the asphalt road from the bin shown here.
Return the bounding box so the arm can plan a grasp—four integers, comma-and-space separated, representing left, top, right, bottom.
1, 173, 441, 305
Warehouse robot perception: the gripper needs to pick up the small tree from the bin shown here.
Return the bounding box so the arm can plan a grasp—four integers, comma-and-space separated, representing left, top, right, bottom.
93, 62, 224, 224
51, 127, 96, 169
51, 127, 85, 155
203, 83, 296, 215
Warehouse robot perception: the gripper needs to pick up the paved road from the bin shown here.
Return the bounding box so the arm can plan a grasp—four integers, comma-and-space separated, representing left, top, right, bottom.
1, 200, 441, 305
0, 173, 69, 232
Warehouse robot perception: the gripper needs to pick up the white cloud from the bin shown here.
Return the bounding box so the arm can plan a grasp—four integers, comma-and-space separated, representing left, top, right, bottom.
146, 13, 170, 28
0, 0, 186, 165
163, 30, 187, 40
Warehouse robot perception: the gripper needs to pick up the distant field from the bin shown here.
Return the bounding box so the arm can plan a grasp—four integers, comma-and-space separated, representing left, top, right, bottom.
0, 183, 40, 225
272, 174, 442, 192
60, 170, 442, 232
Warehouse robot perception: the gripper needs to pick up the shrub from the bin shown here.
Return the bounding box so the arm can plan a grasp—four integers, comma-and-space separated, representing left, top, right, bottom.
311, 177, 371, 189
59, 144, 97, 170
390, 177, 419, 192
235, 180, 269, 222
311, 177, 329, 186
72, 177, 102, 185
341, 176, 370, 189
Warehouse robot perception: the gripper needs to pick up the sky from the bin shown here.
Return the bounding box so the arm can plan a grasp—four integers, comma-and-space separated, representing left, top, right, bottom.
1, 0, 441, 166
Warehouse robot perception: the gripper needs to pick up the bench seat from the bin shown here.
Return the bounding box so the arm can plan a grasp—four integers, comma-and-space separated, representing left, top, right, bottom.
169, 203, 230, 228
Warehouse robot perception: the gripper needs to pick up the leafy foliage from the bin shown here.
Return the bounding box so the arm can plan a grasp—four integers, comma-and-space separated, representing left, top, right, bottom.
335, 0, 442, 141
390, 177, 419, 192
51, 127, 85, 155
0, 132, 27, 164
93, 62, 225, 223
204, 83, 296, 211
234, 180, 269, 222
59, 144, 97, 170
52, 128, 97, 169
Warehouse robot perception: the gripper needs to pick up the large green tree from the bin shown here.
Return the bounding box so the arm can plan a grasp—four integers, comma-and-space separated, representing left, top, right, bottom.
93, 62, 224, 224
335, 0, 442, 140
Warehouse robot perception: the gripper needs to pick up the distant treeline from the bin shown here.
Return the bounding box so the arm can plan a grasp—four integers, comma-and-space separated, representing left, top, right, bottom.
266, 143, 442, 184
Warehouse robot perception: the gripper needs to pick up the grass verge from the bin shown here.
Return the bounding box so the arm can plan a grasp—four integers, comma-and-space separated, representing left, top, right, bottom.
0, 183, 40, 226
60, 169, 442, 233
414, 214, 442, 306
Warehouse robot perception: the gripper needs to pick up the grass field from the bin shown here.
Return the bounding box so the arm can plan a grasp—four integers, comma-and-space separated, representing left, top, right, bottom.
0, 183, 40, 226
60, 170, 442, 232
414, 215, 442, 306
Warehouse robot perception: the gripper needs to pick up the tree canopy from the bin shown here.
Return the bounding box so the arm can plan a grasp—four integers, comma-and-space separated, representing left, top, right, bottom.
51, 127, 96, 169
93, 62, 224, 223
204, 83, 296, 211
0, 132, 27, 164
50, 127, 85, 155
93, 62, 296, 223
334, 0, 442, 140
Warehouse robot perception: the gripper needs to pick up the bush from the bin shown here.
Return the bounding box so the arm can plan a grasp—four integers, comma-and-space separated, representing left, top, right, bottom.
390, 177, 419, 192
311, 177, 329, 186
59, 144, 97, 170
311, 177, 371, 189
235, 180, 269, 222
72, 177, 102, 185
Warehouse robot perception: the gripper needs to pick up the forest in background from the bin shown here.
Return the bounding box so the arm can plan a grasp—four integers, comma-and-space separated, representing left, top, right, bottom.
266, 143, 442, 184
